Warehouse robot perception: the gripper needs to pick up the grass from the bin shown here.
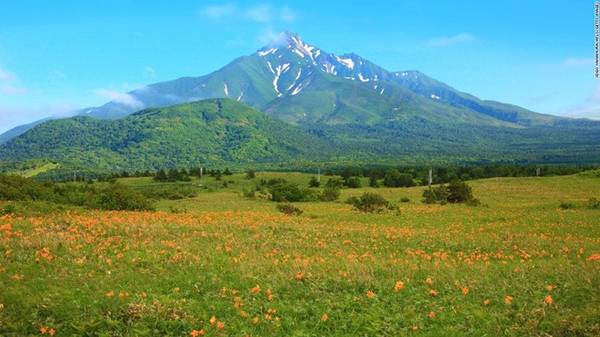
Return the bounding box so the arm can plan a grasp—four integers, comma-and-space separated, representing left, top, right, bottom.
0, 172, 599, 336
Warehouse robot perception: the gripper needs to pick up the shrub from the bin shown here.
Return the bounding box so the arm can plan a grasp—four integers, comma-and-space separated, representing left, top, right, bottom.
308, 176, 320, 187
400, 197, 410, 203
245, 170, 256, 179
349, 192, 390, 213
383, 170, 415, 187
559, 201, 575, 210
325, 178, 344, 189
268, 180, 318, 202
588, 197, 600, 209
369, 175, 379, 188
343, 177, 362, 188
423, 185, 449, 204
96, 184, 155, 211
320, 186, 341, 201
0, 204, 17, 215
447, 180, 475, 203
276, 203, 303, 216
423, 180, 477, 205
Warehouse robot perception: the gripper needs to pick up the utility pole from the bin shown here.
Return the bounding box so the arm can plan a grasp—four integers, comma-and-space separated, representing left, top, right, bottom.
317, 167, 321, 183
428, 168, 433, 187
536, 167, 541, 177
200, 167, 203, 178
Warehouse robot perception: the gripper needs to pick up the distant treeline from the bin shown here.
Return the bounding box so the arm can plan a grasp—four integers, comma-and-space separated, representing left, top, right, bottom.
22, 163, 597, 185
0, 174, 154, 211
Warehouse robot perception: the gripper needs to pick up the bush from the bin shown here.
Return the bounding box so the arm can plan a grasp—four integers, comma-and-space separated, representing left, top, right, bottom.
267, 180, 318, 202
245, 170, 256, 179
588, 197, 600, 209
423, 180, 477, 205
559, 201, 575, 210
96, 184, 155, 211
344, 177, 362, 188
349, 193, 390, 213
400, 197, 410, 203
369, 175, 379, 188
276, 203, 303, 216
383, 170, 415, 187
308, 176, 320, 187
447, 180, 475, 203
0, 204, 17, 215
320, 186, 341, 201
423, 185, 450, 204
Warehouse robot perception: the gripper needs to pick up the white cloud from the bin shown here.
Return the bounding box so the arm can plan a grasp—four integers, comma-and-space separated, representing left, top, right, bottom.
244, 4, 271, 22
563, 57, 594, 67
200, 3, 296, 23
563, 84, 600, 120
280, 6, 295, 23
0, 66, 27, 95
94, 89, 144, 109
0, 85, 27, 95
143, 66, 156, 79
0, 67, 17, 82
426, 33, 476, 47
201, 3, 237, 19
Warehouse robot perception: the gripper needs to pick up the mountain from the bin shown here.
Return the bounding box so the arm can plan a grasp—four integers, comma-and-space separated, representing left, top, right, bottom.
1, 31, 583, 143
0, 99, 333, 171
1, 32, 600, 172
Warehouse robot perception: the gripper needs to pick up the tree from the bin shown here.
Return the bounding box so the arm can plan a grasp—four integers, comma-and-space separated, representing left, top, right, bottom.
154, 169, 168, 182
308, 176, 320, 187
245, 170, 256, 179
383, 170, 415, 187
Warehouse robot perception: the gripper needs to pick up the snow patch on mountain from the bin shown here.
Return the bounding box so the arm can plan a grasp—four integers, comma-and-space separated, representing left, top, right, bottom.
258, 48, 277, 57
431, 94, 440, 100
223, 84, 229, 96
358, 73, 370, 82
335, 56, 354, 69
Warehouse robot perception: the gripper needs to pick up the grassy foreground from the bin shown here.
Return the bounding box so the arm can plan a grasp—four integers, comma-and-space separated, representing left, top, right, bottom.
1, 173, 599, 336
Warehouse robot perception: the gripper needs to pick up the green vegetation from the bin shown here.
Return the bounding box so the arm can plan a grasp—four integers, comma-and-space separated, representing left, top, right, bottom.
1, 171, 599, 336
346, 192, 392, 213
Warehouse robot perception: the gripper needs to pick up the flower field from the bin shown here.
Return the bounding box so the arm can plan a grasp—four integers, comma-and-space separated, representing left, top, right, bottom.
1, 173, 599, 336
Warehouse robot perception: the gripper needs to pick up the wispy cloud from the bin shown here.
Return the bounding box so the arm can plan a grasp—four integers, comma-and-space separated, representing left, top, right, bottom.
425, 33, 476, 47
563, 57, 594, 67
0, 85, 27, 95
563, 84, 600, 120
201, 3, 237, 19
143, 66, 156, 79
200, 3, 296, 23
0, 67, 17, 82
0, 66, 27, 95
94, 89, 144, 109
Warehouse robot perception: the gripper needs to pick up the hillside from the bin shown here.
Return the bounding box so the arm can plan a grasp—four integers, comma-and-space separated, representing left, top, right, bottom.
0, 99, 333, 171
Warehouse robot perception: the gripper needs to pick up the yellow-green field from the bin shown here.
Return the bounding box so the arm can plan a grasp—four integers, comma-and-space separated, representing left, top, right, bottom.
1, 172, 599, 336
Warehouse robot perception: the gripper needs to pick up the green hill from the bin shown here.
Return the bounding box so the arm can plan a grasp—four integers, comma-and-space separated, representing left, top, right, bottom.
0, 99, 333, 172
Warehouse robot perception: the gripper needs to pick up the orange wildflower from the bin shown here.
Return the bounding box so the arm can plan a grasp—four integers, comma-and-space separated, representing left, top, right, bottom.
251, 316, 260, 325
544, 295, 554, 305
190, 329, 205, 337
209, 316, 217, 326
461, 287, 469, 295
587, 253, 600, 261
394, 281, 404, 292
266, 288, 274, 301
504, 295, 513, 304
321, 313, 329, 321
216, 321, 225, 331
429, 289, 438, 297
366, 290, 376, 298
250, 285, 261, 294
425, 277, 433, 285
295, 271, 306, 281
483, 299, 491, 305
546, 285, 555, 291
428, 311, 436, 319
105, 290, 114, 297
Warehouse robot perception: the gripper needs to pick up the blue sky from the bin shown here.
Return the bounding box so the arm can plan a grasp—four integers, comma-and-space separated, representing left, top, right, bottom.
0, 0, 596, 133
